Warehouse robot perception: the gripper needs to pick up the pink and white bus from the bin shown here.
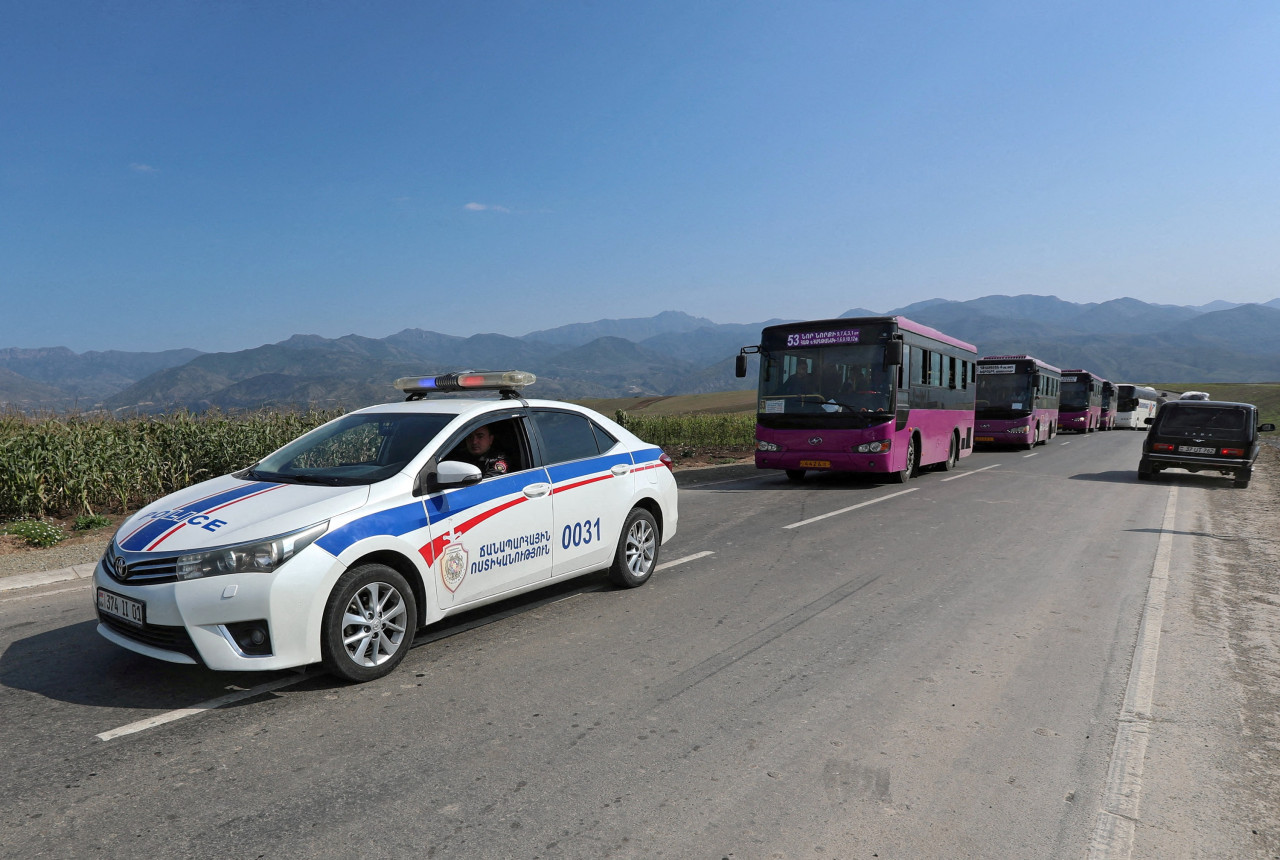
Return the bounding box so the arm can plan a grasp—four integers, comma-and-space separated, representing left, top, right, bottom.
735, 316, 977, 482
1059, 369, 1107, 432
974, 354, 1061, 449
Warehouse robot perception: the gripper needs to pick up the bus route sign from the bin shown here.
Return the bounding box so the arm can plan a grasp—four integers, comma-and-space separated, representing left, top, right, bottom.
785, 329, 860, 348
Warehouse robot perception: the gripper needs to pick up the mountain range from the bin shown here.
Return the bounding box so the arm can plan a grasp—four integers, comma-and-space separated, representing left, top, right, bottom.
3, 295, 1279, 413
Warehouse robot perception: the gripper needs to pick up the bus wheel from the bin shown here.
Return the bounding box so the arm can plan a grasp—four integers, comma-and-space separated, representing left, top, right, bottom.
892, 439, 917, 483
937, 434, 958, 471
785, 469, 806, 482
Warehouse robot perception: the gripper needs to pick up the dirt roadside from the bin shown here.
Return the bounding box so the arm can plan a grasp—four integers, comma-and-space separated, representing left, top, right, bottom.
1131, 442, 1280, 858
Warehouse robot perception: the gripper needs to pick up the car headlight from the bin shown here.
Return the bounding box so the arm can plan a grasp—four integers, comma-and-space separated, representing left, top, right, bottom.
176, 521, 328, 581
855, 440, 892, 453
756, 440, 782, 452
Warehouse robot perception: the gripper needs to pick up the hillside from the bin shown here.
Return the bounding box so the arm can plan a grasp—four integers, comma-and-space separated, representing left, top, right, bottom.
5, 296, 1280, 413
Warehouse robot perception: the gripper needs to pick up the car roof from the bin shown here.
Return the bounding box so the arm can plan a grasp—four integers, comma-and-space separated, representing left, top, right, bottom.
1160, 399, 1255, 410
351, 397, 599, 418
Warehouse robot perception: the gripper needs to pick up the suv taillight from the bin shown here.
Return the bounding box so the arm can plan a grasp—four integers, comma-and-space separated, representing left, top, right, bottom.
1221, 447, 1245, 456
1152, 443, 1175, 452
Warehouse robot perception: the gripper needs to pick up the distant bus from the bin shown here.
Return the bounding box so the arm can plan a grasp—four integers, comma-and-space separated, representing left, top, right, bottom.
1115, 384, 1161, 429
1099, 380, 1117, 430
974, 354, 1061, 448
736, 316, 977, 482
1059, 369, 1107, 432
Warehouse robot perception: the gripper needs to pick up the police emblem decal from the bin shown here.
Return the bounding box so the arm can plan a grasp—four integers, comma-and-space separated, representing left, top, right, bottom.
440, 545, 469, 593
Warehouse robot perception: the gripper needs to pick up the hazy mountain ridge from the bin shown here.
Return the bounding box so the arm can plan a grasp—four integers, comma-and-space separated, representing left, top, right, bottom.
4, 295, 1280, 412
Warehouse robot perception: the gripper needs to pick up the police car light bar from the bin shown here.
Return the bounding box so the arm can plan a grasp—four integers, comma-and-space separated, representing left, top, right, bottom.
394, 370, 536, 398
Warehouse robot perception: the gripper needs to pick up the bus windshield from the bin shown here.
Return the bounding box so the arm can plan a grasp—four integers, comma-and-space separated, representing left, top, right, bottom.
1060, 379, 1091, 412
976, 373, 1033, 417
760, 343, 893, 418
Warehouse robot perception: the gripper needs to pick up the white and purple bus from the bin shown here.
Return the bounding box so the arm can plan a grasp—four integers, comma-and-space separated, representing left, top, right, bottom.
735, 316, 977, 482
1059, 369, 1107, 432
1115, 384, 1161, 429
974, 354, 1061, 449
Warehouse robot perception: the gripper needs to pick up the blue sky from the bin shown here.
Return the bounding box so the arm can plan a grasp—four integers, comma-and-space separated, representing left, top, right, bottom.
3, 1, 1278, 354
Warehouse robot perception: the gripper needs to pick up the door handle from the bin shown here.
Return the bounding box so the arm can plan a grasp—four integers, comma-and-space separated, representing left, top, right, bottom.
611, 464, 631, 476
523, 483, 551, 498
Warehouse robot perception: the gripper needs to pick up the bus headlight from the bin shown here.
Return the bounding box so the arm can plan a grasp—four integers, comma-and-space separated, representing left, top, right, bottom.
854, 440, 892, 454
756, 440, 782, 452
176, 521, 328, 580
1007, 426, 1029, 434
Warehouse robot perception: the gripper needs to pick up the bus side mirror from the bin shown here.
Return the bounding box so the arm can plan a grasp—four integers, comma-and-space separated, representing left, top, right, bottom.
735, 354, 747, 378
883, 341, 903, 368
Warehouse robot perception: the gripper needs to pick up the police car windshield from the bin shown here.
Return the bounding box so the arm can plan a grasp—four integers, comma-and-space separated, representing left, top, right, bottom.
249, 413, 454, 485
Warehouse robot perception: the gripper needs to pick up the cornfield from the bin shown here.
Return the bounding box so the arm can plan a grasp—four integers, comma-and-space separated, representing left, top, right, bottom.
0, 407, 756, 521
0, 409, 341, 520
614, 411, 755, 449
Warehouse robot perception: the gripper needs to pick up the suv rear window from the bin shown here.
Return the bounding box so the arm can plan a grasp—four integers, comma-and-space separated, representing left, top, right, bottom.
1156, 405, 1250, 437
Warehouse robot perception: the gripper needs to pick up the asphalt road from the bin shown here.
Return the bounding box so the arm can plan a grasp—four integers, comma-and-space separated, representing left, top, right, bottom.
0, 429, 1260, 859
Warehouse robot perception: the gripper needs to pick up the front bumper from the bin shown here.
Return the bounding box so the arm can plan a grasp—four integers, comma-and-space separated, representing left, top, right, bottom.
91, 545, 345, 671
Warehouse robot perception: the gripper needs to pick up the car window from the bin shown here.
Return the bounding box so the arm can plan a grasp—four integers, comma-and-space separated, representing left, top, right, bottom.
532, 410, 601, 465
1159, 406, 1248, 434
253, 412, 453, 484
591, 420, 619, 452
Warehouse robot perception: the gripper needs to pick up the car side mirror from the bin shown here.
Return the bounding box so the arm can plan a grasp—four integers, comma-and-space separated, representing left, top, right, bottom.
1144, 417, 1153, 425
1259, 423, 1276, 433
735, 354, 747, 378
415, 459, 482, 495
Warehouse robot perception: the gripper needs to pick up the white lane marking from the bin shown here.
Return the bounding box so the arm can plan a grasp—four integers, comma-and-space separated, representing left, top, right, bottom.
684, 473, 771, 488
783, 488, 918, 529
657, 551, 714, 570
96, 673, 314, 742
1023, 452, 1038, 458
940, 463, 1000, 482
1061, 440, 1073, 445
1087, 486, 1178, 859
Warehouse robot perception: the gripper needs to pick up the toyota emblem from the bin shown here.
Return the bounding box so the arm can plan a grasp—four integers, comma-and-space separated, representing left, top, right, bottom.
808, 436, 823, 446
113, 556, 129, 581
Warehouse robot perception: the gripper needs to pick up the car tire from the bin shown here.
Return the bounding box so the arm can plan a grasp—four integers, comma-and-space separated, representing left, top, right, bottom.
1234, 470, 1251, 489
785, 469, 806, 482
608, 507, 660, 588
937, 434, 958, 471
321, 563, 418, 683
892, 438, 917, 484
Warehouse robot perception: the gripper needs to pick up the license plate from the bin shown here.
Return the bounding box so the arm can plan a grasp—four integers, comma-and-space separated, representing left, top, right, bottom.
975, 436, 994, 442
798, 459, 831, 468
1178, 446, 1216, 454
97, 588, 145, 627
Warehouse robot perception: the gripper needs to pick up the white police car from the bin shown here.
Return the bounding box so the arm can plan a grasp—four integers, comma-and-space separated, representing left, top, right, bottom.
93, 371, 678, 682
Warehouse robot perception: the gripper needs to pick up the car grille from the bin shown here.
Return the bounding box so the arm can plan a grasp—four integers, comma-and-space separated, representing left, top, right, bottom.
102, 545, 181, 585
97, 612, 202, 662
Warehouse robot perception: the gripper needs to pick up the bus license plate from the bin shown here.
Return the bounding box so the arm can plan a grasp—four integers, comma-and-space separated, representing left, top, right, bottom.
1179, 446, 1216, 454
799, 459, 831, 468
97, 588, 145, 627
975, 436, 994, 443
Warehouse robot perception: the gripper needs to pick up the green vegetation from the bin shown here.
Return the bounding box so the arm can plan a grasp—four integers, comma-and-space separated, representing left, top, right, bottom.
1, 518, 65, 548
73, 513, 113, 531
575, 391, 756, 416
614, 411, 755, 449
0, 409, 341, 520
1155, 383, 1280, 426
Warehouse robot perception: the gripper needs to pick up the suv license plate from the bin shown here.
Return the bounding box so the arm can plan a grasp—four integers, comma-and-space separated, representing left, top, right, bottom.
97, 588, 145, 627
1179, 445, 1216, 454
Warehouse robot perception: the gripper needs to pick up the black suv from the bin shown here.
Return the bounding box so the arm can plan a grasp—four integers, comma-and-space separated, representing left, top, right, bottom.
1138, 400, 1275, 488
